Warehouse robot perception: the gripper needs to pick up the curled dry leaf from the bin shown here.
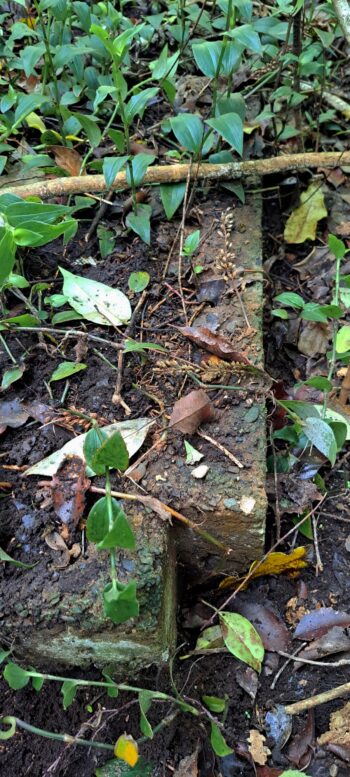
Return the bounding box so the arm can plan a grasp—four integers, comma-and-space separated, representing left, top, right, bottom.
294, 607, 350, 641
177, 326, 251, 364
50, 146, 84, 177
248, 730, 271, 766
51, 455, 90, 536
169, 389, 214, 435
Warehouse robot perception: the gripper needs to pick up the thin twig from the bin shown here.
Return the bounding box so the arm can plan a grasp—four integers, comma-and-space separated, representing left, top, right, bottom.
111, 289, 148, 412
3, 326, 123, 349
312, 513, 323, 574
197, 429, 244, 469
177, 167, 192, 324
271, 642, 308, 690
278, 650, 350, 669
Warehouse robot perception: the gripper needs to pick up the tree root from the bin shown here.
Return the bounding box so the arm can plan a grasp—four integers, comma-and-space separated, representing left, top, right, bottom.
1, 151, 350, 200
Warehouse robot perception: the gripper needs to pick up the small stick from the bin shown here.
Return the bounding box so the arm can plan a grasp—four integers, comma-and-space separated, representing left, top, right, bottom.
278, 650, 350, 669
284, 680, 350, 716
177, 167, 192, 324
197, 429, 243, 469
312, 512, 323, 574
271, 643, 307, 690
4, 326, 124, 350
85, 186, 115, 242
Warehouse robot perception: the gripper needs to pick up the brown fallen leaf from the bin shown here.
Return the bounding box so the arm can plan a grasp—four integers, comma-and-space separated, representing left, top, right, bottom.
297, 626, 350, 662
256, 768, 284, 777
294, 607, 350, 641
286, 709, 314, 769
248, 730, 271, 766
169, 389, 215, 435
51, 455, 90, 536
50, 146, 84, 177
177, 326, 252, 365
232, 598, 291, 652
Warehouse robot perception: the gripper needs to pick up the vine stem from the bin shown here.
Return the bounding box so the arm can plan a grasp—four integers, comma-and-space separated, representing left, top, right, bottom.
3, 152, 350, 199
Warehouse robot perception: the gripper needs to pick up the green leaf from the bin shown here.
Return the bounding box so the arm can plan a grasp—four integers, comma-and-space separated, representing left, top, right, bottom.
31, 674, 45, 692
95, 757, 154, 776
279, 771, 312, 777
292, 514, 313, 540
202, 695, 226, 713
13, 228, 42, 246
0, 546, 36, 569
108, 129, 126, 153
128, 272, 150, 293
326, 421, 347, 452
83, 426, 107, 470
1, 365, 25, 390
271, 308, 289, 319
125, 88, 159, 125
126, 154, 156, 187
304, 376, 332, 391
303, 417, 337, 465
0, 314, 39, 330
192, 40, 242, 77
92, 430, 129, 473
210, 722, 233, 756
274, 292, 305, 308
336, 326, 350, 354
61, 680, 79, 710
219, 611, 264, 672
184, 441, 203, 465
139, 691, 154, 739
170, 114, 204, 154
160, 182, 186, 219
183, 230, 200, 255
73, 113, 101, 148
328, 233, 347, 260
284, 183, 327, 244
123, 340, 166, 353
205, 113, 243, 156
20, 43, 46, 77
14, 94, 48, 128
60, 267, 131, 326
3, 662, 30, 690
0, 229, 16, 285
51, 311, 84, 325
0, 649, 11, 665
103, 580, 139, 624
301, 302, 328, 323
220, 181, 245, 203
229, 24, 261, 53
126, 204, 152, 245
97, 503, 135, 551
278, 400, 320, 421
0, 717, 16, 741
102, 156, 128, 188
86, 497, 109, 543
49, 361, 86, 382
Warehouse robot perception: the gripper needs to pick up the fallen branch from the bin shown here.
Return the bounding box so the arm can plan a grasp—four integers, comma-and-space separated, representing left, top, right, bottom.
285, 679, 350, 715
2, 152, 350, 199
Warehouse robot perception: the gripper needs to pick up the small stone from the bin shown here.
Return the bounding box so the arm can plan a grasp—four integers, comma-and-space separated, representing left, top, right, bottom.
240, 495, 256, 515
191, 465, 209, 479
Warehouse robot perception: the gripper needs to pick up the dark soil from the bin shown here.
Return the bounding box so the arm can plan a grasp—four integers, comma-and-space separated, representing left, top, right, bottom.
1, 179, 350, 777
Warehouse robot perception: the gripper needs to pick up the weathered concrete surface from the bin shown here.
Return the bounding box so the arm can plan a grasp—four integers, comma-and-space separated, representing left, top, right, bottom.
141, 188, 267, 573
1, 510, 176, 670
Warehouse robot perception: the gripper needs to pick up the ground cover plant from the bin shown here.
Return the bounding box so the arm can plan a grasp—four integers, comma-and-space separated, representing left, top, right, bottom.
1, 0, 350, 774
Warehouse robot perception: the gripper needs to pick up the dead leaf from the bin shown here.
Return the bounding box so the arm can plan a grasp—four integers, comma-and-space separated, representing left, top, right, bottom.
232, 598, 291, 652
297, 626, 350, 662
0, 399, 30, 429
235, 666, 259, 701
298, 321, 330, 356
256, 768, 284, 777
286, 709, 314, 769
248, 730, 271, 766
51, 455, 90, 535
294, 607, 350, 641
50, 146, 84, 177
169, 390, 215, 435
129, 140, 157, 156
178, 326, 251, 365
284, 182, 328, 244
219, 547, 309, 590
173, 750, 198, 777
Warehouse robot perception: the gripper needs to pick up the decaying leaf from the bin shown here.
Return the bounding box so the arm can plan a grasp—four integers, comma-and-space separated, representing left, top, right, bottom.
50, 146, 83, 176
51, 455, 90, 534
248, 730, 271, 766
284, 182, 328, 244
297, 626, 350, 662
235, 666, 259, 701
219, 547, 309, 590
286, 709, 314, 769
169, 390, 214, 435
232, 598, 291, 652
114, 734, 139, 767
256, 768, 284, 777
25, 418, 154, 477
298, 321, 330, 356
173, 750, 198, 777
294, 607, 350, 641
178, 326, 251, 364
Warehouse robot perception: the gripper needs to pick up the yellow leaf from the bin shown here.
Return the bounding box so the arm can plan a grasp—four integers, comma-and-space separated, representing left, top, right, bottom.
219, 547, 308, 590
114, 734, 139, 767
25, 112, 46, 134
19, 16, 37, 28
284, 182, 327, 244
